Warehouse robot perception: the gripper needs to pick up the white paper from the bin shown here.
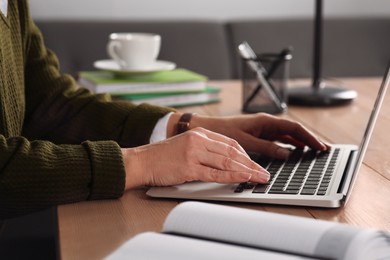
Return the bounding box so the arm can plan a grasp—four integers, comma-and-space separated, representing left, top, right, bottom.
106, 202, 390, 260
105, 232, 316, 260
163, 202, 390, 259
163, 202, 338, 257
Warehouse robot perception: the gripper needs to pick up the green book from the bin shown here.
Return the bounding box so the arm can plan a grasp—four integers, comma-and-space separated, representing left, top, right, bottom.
113, 86, 221, 108
78, 69, 208, 94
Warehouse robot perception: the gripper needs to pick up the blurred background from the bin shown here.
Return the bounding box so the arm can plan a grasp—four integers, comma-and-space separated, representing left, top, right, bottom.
29, 0, 390, 20
29, 0, 390, 79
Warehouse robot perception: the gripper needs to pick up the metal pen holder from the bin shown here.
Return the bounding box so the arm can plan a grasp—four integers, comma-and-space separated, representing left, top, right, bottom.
241, 49, 292, 114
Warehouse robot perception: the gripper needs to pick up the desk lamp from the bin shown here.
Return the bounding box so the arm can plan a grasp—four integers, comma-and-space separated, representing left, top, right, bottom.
287, 0, 357, 106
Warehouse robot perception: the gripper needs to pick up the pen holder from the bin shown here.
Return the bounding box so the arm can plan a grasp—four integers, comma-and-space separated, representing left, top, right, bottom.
241, 50, 292, 114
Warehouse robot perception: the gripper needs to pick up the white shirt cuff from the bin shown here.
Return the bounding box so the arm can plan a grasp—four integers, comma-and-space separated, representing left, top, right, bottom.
149, 112, 174, 143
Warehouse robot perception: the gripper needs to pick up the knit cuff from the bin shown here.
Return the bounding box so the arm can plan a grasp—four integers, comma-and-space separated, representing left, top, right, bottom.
120, 103, 175, 147
82, 140, 125, 200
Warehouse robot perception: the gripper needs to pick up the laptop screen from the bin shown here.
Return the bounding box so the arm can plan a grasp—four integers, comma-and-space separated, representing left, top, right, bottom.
342, 63, 390, 200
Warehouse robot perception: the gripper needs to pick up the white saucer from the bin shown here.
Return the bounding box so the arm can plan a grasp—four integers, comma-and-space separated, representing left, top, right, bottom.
93, 59, 176, 74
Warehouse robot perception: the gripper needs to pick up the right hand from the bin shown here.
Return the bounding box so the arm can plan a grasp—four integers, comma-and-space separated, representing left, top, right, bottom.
121, 127, 270, 190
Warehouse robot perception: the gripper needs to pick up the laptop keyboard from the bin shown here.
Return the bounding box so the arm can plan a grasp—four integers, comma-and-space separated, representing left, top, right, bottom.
234, 148, 340, 196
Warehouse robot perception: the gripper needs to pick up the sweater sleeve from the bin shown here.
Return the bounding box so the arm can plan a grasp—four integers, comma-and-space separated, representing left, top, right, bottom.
0, 136, 125, 219
0, 0, 175, 219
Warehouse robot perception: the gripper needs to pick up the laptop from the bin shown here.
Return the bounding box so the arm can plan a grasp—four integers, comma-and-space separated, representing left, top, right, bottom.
147, 64, 390, 208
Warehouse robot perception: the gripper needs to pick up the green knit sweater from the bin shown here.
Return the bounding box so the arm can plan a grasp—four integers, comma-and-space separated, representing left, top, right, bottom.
0, 0, 174, 219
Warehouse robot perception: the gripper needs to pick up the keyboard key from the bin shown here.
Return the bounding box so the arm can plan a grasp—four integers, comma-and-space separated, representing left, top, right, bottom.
234, 182, 256, 193
243, 183, 255, 189
287, 181, 302, 187
305, 180, 320, 185
317, 190, 327, 195
319, 183, 330, 189
300, 189, 317, 195
268, 189, 299, 195
288, 180, 304, 185
302, 184, 318, 189
234, 182, 246, 193
253, 185, 270, 193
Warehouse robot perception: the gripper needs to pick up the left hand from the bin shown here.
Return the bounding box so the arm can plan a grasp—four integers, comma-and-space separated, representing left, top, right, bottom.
188, 113, 329, 160
122, 127, 270, 189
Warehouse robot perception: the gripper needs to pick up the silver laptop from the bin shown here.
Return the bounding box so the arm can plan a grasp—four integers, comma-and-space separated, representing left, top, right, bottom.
147, 64, 390, 208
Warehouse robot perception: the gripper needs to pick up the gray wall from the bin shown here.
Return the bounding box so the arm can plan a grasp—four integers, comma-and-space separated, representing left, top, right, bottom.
30, 0, 390, 21
31, 1, 390, 79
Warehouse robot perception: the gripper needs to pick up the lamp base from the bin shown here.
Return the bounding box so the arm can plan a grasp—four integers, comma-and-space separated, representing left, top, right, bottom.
288, 85, 357, 106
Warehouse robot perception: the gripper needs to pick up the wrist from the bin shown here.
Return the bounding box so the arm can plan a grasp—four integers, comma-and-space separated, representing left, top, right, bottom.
122, 147, 144, 190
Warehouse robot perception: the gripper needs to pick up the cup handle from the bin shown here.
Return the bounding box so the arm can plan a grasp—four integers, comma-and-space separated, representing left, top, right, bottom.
107, 41, 126, 68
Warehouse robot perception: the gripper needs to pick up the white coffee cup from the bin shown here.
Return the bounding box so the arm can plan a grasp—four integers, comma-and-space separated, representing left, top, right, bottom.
107, 32, 161, 70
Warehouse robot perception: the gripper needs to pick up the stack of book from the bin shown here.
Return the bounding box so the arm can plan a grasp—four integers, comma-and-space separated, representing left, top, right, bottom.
78, 69, 220, 107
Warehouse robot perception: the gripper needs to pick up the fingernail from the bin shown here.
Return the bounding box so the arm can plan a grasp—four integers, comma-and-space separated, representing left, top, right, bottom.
240, 172, 252, 181
260, 171, 270, 182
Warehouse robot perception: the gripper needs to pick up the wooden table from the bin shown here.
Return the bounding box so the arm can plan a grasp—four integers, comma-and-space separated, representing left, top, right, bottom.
57, 78, 390, 259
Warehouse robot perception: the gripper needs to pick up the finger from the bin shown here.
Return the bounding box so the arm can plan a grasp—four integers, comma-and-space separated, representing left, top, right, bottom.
274, 120, 328, 151
277, 135, 306, 149
195, 128, 270, 177
193, 127, 249, 157
258, 116, 328, 151
202, 137, 262, 171
193, 129, 270, 183
277, 135, 331, 150
198, 152, 270, 182
243, 135, 292, 160
195, 165, 269, 184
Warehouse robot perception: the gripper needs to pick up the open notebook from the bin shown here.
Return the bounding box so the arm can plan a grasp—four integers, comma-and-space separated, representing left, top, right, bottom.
147, 64, 390, 208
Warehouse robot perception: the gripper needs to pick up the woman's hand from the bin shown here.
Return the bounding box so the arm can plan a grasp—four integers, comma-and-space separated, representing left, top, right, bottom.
188, 113, 329, 160
122, 127, 270, 189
